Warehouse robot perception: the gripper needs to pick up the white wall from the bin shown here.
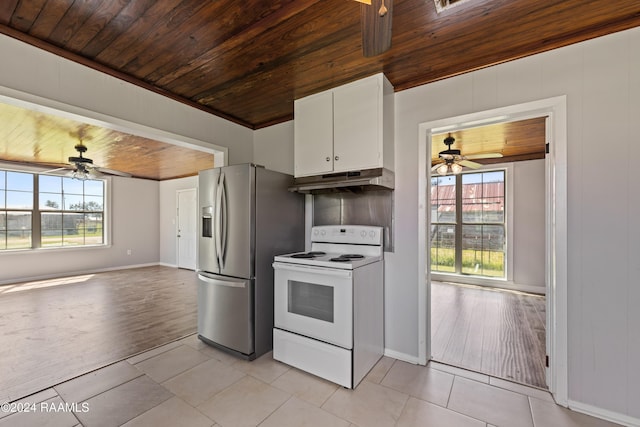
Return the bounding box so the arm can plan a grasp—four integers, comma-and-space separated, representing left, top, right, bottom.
392, 28, 640, 422
512, 159, 545, 289
253, 121, 295, 175
0, 176, 159, 284
159, 176, 198, 267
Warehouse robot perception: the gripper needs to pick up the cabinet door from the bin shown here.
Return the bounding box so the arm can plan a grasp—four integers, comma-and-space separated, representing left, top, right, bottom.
294, 91, 334, 177
333, 77, 381, 172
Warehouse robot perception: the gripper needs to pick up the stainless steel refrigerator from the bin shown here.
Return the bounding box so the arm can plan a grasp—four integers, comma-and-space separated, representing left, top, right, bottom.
197, 164, 304, 360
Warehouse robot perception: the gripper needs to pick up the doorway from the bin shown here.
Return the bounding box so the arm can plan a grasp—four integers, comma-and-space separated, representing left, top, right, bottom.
429, 121, 547, 387
177, 188, 197, 270
417, 97, 568, 405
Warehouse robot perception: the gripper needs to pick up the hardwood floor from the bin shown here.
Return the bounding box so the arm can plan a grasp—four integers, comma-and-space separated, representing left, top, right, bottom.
431, 281, 547, 389
0, 265, 198, 402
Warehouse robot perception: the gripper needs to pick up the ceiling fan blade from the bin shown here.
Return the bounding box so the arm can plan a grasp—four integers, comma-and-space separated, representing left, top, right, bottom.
42, 166, 74, 175
361, 0, 393, 57
458, 160, 482, 169
94, 166, 132, 178
431, 163, 444, 171
352, 0, 371, 3
464, 153, 503, 160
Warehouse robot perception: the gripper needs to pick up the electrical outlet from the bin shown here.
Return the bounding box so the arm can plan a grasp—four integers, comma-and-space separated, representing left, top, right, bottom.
127, 249, 132, 255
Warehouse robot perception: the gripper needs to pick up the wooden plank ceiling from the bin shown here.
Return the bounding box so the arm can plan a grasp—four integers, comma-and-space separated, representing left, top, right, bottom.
431, 117, 547, 166
0, 0, 638, 178
0, 102, 214, 181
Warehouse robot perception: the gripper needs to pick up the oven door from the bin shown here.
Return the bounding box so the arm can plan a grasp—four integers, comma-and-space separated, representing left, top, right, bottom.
273, 262, 353, 349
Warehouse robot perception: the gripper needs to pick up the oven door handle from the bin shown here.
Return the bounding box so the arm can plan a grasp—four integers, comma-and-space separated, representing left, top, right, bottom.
272, 262, 352, 278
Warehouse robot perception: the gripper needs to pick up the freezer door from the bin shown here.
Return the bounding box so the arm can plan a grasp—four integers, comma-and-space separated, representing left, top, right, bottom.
198, 168, 220, 274
217, 165, 254, 279
197, 272, 254, 355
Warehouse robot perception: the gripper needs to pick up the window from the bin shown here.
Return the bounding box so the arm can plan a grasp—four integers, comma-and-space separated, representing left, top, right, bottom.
39, 176, 104, 247
0, 171, 33, 250
430, 170, 506, 278
0, 168, 105, 251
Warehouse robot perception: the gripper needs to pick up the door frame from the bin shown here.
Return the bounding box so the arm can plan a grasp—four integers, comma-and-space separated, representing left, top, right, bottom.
417, 96, 568, 406
176, 188, 197, 270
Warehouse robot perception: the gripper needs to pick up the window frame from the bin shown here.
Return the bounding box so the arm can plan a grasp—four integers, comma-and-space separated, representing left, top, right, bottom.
0, 167, 110, 252
430, 165, 514, 284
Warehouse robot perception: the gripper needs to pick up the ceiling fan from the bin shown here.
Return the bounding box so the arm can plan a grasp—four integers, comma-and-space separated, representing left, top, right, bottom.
351, 0, 393, 57
45, 140, 132, 180
431, 134, 503, 175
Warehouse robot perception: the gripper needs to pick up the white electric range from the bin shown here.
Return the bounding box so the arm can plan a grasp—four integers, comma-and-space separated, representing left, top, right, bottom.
272, 225, 384, 389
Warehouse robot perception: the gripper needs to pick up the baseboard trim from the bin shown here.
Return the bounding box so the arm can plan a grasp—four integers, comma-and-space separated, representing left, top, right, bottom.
568, 400, 640, 427
384, 348, 421, 365
431, 277, 546, 295
158, 262, 178, 268
0, 262, 161, 286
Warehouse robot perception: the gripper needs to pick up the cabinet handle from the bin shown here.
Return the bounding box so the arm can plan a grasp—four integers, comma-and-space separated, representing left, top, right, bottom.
325, 157, 330, 162
335, 156, 339, 161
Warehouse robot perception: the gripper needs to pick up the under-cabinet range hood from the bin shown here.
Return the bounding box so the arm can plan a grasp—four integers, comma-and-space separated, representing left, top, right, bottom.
288, 168, 394, 194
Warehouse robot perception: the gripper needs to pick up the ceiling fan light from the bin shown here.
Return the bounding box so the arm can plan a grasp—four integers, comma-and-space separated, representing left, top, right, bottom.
451, 163, 463, 174
71, 169, 88, 180
436, 163, 449, 175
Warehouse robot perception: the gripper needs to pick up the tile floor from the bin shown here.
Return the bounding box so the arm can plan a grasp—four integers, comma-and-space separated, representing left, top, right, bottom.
0, 334, 622, 427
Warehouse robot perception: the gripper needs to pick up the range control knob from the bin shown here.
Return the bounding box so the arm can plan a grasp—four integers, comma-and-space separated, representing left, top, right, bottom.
369, 231, 376, 238
361, 231, 367, 237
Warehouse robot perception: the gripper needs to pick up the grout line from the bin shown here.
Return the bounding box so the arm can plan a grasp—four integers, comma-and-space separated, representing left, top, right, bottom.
527, 395, 536, 426
255, 394, 293, 427
445, 374, 456, 408
61, 374, 145, 406
378, 358, 396, 384
152, 355, 212, 385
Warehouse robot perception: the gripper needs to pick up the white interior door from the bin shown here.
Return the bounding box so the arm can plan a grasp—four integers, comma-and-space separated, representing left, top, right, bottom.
177, 188, 197, 270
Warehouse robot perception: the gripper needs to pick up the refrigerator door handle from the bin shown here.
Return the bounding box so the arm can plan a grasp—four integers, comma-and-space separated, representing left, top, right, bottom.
197, 272, 246, 288
220, 171, 228, 268
214, 172, 224, 268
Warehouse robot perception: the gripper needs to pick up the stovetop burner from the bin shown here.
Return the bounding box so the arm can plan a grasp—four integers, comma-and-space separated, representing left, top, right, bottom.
339, 254, 365, 259
291, 251, 326, 259
329, 254, 366, 262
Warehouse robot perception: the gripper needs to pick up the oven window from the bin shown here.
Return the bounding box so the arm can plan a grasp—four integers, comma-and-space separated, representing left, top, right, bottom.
287, 280, 334, 323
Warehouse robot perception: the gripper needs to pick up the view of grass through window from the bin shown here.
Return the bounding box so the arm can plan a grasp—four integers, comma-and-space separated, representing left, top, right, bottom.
0, 169, 104, 250
39, 175, 104, 247
430, 170, 506, 278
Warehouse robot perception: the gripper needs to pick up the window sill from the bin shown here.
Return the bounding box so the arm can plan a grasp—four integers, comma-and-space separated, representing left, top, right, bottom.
0, 244, 111, 255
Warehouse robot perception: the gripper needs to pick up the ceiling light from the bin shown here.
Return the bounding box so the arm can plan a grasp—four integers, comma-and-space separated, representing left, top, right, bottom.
69, 164, 97, 180
451, 163, 463, 174
436, 163, 449, 175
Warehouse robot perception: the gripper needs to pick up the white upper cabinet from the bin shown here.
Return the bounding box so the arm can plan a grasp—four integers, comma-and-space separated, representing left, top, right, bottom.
293, 91, 334, 176
294, 73, 394, 178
